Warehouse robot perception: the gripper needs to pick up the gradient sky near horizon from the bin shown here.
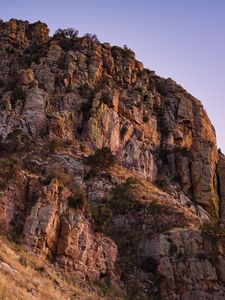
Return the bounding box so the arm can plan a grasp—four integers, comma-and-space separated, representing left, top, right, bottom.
1, 0, 225, 150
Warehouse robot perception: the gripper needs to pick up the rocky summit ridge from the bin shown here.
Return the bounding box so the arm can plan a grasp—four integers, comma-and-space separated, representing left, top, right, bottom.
0, 18, 225, 299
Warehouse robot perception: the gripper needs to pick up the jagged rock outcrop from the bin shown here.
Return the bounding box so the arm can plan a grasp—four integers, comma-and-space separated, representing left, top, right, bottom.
56, 212, 117, 281
23, 86, 47, 136
0, 19, 224, 299
22, 178, 118, 281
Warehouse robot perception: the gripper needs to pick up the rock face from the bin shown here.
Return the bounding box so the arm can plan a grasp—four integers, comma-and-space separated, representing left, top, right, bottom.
22, 86, 47, 136
22, 178, 117, 282
217, 152, 225, 224
0, 19, 225, 299
56, 213, 117, 281
141, 229, 225, 299
0, 19, 218, 214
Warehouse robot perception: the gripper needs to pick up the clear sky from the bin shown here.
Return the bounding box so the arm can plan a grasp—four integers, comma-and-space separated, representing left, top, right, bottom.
1, 0, 225, 150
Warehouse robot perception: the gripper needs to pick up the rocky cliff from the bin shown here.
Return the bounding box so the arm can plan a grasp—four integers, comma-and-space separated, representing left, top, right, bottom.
0, 19, 225, 299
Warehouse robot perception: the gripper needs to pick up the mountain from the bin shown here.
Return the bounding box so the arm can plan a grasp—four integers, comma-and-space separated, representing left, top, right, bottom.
0, 18, 225, 299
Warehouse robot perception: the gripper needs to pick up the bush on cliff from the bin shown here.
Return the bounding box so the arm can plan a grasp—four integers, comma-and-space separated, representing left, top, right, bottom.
11, 86, 26, 108
100, 91, 112, 106
49, 138, 62, 153
86, 147, 116, 175
53, 28, 79, 51
0, 129, 32, 154
92, 202, 113, 232
0, 156, 20, 181
68, 188, 87, 209
110, 177, 137, 214
202, 223, 225, 239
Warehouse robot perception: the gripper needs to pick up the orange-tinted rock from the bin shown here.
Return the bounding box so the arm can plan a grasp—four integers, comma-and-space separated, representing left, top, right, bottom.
18, 69, 34, 85
56, 212, 117, 281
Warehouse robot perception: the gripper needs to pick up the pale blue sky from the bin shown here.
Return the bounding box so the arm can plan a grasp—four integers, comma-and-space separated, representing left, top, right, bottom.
1, 0, 225, 150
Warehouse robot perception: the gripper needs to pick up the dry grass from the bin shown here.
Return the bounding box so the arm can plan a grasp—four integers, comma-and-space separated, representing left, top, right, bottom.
111, 164, 170, 203
110, 164, 201, 229
0, 235, 106, 300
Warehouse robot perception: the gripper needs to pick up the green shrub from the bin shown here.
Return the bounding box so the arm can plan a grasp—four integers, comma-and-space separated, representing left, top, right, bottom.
209, 254, 219, 265
123, 45, 135, 59
0, 157, 19, 181
100, 91, 111, 106
5, 129, 32, 153
54, 36, 69, 51
49, 138, 62, 153
94, 280, 109, 295
110, 177, 137, 214
92, 203, 113, 232
83, 33, 99, 42
20, 134, 32, 147
40, 175, 54, 185
148, 201, 164, 215
136, 101, 142, 109
11, 86, 26, 108
78, 83, 93, 98
68, 188, 87, 209
156, 81, 169, 97
124, 176, 138, 185
202, 223, 225, 238
57, 56, 65, 69
22, 42, 48, 67
137, 70, 145, 79
6, 129, 23, 140
86, 147, 116, 175
53, 29, 79, 51
54, 28, 79, 39
180, 147, 190, 155
79, 143, 87, 152
143, 115, 149, 123
134, 86, 143, 94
